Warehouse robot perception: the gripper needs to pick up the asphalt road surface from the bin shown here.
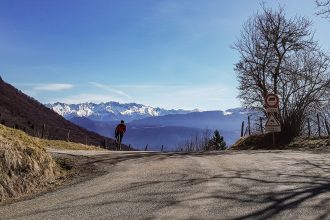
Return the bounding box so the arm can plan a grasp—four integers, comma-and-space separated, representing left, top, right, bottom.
1, 150, 329, 220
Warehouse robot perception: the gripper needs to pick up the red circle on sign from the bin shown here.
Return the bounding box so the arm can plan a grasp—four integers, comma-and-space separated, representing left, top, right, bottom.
265, 94, 279, 107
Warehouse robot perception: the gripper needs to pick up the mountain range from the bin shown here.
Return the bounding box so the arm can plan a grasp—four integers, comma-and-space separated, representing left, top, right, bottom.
47, 102, 255, 150
46, 102, 195, 122
0, 76, 253, 152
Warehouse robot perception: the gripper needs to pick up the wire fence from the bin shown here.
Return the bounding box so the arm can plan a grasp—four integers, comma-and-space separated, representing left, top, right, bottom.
0, 115, 121, 149
240, 113, 330, 138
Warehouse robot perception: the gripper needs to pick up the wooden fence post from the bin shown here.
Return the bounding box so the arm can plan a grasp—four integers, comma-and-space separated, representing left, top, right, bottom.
145, 144, 148, 151
248, 116, 251, 136
67, 129, 70, 142
259, 117, 263, 134
317, 114, 321, 137
85, 136, 88, 145
241, 121, 245, 137
128, 144, 131, 151
41, 124, 46, 138
104, 139, 107, 148
325, 119, 330, 136
161, 145, 164, 152
307, 118, 311, 137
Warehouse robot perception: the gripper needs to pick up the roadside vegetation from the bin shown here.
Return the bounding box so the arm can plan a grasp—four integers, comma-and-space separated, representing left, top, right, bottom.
233, 4, 330, 144
176, 129, 227, 152
232, 134, 329, 152
0, 124, 104, 202
40, 139, 104, 151
0, 124, 58, 202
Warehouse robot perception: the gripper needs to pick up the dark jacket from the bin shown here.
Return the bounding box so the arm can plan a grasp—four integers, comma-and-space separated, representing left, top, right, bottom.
115, 123, 126, 134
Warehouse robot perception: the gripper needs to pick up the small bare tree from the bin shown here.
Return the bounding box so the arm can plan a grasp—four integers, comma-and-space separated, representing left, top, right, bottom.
233, 5, 330, 141
315, 0, 330, 18
175, 129, 212, 152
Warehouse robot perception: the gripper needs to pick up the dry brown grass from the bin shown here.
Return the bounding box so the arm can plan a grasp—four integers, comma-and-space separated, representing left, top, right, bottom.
0, 124, 105, 202
286, 136, 330, 151
0, 124, 58, 202
232, 134, 329, 151
231, 134, 278, 150
40, 139, 104, 151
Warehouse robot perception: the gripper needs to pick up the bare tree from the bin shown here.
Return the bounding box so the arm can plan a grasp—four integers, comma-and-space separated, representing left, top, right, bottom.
175, 129, 212, 152
233, 6, 330, 141
315, 0, 330, 18
282, 50, 330, 137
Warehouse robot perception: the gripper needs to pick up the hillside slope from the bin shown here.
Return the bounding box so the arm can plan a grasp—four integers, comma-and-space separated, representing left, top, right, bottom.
0, 77, 117, 148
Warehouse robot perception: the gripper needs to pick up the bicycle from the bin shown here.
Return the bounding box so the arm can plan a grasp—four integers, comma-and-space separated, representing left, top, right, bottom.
115, 133, 123, 150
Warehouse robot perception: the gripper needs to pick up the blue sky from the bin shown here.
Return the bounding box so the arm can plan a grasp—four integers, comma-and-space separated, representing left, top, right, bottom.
1, 0, 329, 110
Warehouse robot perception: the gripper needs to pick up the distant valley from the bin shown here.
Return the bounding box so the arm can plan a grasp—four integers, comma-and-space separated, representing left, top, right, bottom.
48, 102, 255, 150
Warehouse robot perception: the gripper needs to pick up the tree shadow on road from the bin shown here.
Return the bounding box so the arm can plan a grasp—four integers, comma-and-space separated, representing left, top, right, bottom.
69, 152, 330, 219
3, 151, 330, 220
94, 153, 330, 220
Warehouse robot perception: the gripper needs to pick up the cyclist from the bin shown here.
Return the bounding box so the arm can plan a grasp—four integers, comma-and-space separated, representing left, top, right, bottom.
115, 120, 126, 149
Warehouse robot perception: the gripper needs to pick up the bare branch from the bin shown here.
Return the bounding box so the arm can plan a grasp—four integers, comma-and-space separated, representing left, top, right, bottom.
315, 0, 330, 18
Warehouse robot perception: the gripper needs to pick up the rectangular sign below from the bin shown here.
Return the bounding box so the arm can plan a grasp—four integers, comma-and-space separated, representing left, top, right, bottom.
266, 107, 279, 114
265, 126, 281, 133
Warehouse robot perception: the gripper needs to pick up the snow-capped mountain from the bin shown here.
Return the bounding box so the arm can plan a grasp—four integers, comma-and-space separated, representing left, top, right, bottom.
67, 107, 258, 150
46, 102, 196, 122
46, 101, 258, 149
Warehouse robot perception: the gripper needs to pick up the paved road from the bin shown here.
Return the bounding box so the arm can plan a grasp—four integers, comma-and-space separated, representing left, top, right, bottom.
1, 150, 329, 220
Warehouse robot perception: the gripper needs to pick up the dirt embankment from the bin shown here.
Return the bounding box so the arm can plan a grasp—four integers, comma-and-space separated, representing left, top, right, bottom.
0, 123, 108, 203
286, 137, 330, 152
0, 124, 61, 203
232, 134, 330, 152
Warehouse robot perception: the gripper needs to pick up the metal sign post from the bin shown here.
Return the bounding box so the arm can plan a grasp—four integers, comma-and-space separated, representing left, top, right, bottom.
264, 94, 281, 145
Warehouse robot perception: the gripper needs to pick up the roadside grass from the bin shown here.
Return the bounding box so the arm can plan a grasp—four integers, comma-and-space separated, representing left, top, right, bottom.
0, 124, 58, 202
0, 124, 105, 202
40, 139, 104, 151
287, 136, 330, 151
232, 133, 329, 151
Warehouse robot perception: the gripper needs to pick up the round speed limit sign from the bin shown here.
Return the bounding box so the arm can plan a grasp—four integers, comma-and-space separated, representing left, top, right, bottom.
265, 94, 279, 107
